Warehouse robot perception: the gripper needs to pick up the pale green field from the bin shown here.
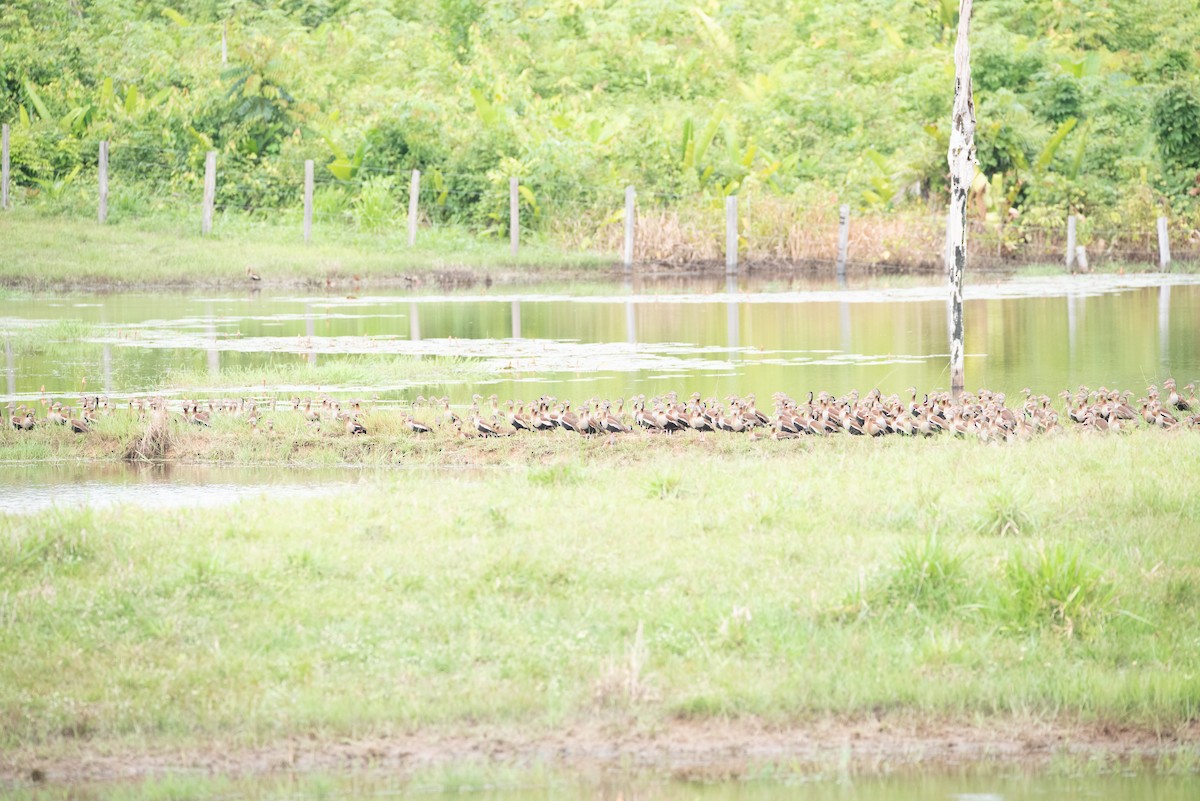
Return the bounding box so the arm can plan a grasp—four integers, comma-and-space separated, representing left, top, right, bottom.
0, 209, 611, 290
2, 431, 1199, 768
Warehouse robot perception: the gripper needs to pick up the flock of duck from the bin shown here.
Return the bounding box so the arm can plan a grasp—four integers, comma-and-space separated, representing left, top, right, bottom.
5, 379, 1198, 444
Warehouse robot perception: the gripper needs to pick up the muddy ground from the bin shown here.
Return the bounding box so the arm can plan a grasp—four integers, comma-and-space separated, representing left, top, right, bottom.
4, 716, 1197, 789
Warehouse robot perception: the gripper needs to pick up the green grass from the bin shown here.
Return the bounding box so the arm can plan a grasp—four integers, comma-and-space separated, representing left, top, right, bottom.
0, 208, 613, 290
4, 206, 1191, 293
1, 431, 1198, 771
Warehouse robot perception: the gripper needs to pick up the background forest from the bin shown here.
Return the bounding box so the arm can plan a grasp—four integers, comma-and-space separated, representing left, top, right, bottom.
2, 0, 1199, 256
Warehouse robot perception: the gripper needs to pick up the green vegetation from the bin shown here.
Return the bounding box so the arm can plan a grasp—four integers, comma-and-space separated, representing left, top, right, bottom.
1, 433, 1198, 772
0, 209, 607, 289
2, 1, 1199, 268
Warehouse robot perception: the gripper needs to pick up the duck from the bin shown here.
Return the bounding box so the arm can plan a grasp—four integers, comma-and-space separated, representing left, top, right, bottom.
68, 409, 91, 434
473, 413, 504, 438
403, 414, 432, 434
1165, 379, 1192, 412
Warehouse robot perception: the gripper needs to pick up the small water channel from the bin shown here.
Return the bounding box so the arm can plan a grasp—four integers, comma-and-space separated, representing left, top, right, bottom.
15, 767, 1198, 801
0, 462, 369, 515
2, 273, 1198, 405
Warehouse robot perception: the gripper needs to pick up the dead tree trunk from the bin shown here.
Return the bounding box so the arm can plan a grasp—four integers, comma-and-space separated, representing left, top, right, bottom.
946, 0, 976, 399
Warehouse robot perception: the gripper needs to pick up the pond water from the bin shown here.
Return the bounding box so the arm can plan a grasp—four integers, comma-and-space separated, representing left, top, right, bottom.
17, 768, 1198, 801
1, 273, 1198, 405
0, 462, 371, 515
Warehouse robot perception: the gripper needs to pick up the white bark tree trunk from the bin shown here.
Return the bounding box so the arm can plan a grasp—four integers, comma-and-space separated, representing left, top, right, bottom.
946, 0, 976, 399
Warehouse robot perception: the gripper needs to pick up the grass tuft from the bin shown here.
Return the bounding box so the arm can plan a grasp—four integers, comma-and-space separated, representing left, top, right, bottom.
645, 472, 683, 499
975, 488, 1033, 537
1000, 540, 1115, 638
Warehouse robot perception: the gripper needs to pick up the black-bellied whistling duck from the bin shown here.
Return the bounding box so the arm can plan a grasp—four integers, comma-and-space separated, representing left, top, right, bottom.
604, 402, 633, 434
473, 414, 503, 437
246, 266, 261, 282
507, 400, 532, 432
404, 414, 432, 434
558, 402, 580, 433
190, 404, 211, 427
69, 410, 90, 434
1154, 406, 1179, 429
1165, 379, 1191, 412
345, 416, 367, 435
11, 405, 32, 430
46, 403, 67, 426
744, 394, 769, 427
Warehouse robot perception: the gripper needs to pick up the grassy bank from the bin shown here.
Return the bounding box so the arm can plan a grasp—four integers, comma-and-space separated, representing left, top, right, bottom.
0, 209, 612, 291
4, 208, 1194, 293
2, 433, 1199, 781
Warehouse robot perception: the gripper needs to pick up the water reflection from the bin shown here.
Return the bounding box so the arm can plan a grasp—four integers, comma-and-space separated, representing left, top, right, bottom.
4, 336, 14, 396
26, 766, 1200, 801
1160, 283, 1170, 369
726, 275, 739, 356
0, 462, 366, 515
1, 275, 1198, 404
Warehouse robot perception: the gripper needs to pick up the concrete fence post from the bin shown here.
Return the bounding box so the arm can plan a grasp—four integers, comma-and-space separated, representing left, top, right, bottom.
623, 185, 635, 270
1, 124, 10, 210
98, 140, 109, 224
201, 150, 216, 235
1157, 216, 1171, 271
836, 203, 850, 280
510, 177, 519, 258
1066, 214, 1076, 271
303, 159, 314, 243
408, 169, 421, 247
725, 195, 738, 275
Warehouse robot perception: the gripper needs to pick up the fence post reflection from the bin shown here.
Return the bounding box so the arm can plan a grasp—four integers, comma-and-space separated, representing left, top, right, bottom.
205, 303, 220, 375
840, 301, 851, 357
511, 300, 521, 339
305, 303, 317, 366
101, 308, 112, 393
1159, 284, 1170, 368
726, 275, 739, 356
624, 279, 636, 345
1066, 293, 1077, 362
408, 301, 421, 343
4, 336, 14, 397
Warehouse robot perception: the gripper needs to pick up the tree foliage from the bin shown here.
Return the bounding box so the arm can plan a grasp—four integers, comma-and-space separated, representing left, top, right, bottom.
1, 0, 1198, 226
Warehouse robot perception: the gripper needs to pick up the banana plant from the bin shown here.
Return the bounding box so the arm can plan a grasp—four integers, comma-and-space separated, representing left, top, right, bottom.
680, 101, 728, 189
321, 135, 369, 181
33, 166, 82, 201
429, 168, 450, 208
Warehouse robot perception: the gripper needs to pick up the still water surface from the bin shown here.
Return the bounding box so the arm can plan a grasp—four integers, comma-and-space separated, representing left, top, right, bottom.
0, 462, 370, 515
30, 769, 1198, 801
1, 273, 1197, 403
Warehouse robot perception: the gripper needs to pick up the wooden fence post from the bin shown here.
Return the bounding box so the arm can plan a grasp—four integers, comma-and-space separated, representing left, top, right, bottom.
98, 140, 109, 224
303, 159, 314, 243
221, 21, 228, 66
725, 195, 738, 275
510, 177, 519, 258
623, 185, 635, 270
836, 203, 850, 280
201, 150, 216, 235
1066, 214, 1076, 271
1157, 216, 1171, 271
1, 123, 9, 210
945, 0, 976, 399
408, 169, 420, 247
